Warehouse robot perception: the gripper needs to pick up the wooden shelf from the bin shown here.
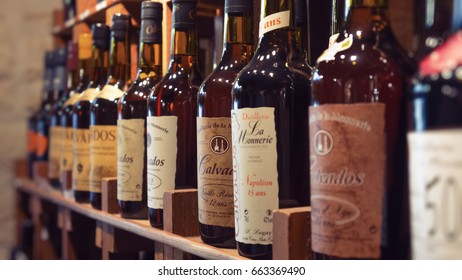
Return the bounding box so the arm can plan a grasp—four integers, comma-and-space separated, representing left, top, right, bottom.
14, 177, 247, 260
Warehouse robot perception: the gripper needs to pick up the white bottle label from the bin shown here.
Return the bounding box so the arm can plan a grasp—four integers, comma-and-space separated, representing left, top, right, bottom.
117, 119, 145, 202
231, 107, 279, 245
97, 84, 125, 101
147, 116, 178, 209
409, 130, 462, 259
259, 11, 290, 37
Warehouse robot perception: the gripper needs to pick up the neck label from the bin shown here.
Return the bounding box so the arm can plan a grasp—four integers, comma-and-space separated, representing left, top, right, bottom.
259, 10, 290, 37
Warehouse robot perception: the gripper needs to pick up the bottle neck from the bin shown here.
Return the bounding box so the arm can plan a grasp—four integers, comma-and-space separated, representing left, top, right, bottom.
77, 57, 92, 92
220, 11, 253, 62
137, 42, 162, 80
344, 3, 389, 40
295, 21, 309, 62
88, 47, 109, 89
169, 26, 198, 72
67, 68, 79, 93
107, 35, 130, 89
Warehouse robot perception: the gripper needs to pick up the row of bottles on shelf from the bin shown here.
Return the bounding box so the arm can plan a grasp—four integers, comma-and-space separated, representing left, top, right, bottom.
26, 0, 462, 260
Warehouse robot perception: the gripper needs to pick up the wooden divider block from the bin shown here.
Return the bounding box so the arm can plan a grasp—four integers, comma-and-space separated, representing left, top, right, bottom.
60, 170, 72, 191
33, 161, 49, 183
100, 224, 154, 259
15, 159, 28, 178
272, 207, 312, 260
102, 177, 119, 214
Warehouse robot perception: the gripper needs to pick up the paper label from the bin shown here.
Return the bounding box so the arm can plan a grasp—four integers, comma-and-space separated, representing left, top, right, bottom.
72, 128, 91, 191
117, 119, 145, 202
147, 116, 178, 209
36, 132, 48, 158
60, 127, 74, 173
63, 93, 81, 107
97, 84, 125, 101
317, 34, 353, 64
309, 103, 386, 259
79, 88, 101, 102
259, 11, 290, 37
409, 130, 462, 259
48, 126, 64, 179
231, 107, 279, 245
89, 125, 118, 194
197, 117, 234, 228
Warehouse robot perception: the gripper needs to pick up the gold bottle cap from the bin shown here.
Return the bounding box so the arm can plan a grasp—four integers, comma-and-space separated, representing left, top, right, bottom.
78, 33, 93, 59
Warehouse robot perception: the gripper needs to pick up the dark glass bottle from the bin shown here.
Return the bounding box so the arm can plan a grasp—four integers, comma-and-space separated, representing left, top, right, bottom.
28, 51, 54, 178
197, 0, 253, 248
408, 3, 462, 259
117, 2, 163, 219
90, 14, 131, 208
231, 0, 311, 259
147, 0, 202, 228
310, 0, 413, 260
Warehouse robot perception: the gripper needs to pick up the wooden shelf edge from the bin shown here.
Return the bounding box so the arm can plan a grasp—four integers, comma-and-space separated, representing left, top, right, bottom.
14, 178, 247, 260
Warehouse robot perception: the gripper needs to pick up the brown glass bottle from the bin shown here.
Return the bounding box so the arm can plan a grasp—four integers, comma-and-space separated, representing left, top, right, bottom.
310, 0, 413, 260
90, 14, 131, 209
147, 0, 202, 228
231, 0, 311, 259
197, 0, 253, 248
117, 2, 163, 219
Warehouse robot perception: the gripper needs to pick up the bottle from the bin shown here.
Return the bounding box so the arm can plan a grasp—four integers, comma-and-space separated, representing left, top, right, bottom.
329, 0, 350, 47
231, 0, 311, 259
117, 2, 163, 219
408, 2, 462, 260
90, 14, 131, 208
197, 0, 254, 248
310, 0, 413, 259
28, 51, 54, 178
147, 0, 202, 228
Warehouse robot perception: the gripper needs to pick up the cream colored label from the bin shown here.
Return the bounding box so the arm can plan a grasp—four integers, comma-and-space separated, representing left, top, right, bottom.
72, 128, 91, 191
317, 34, 353, 63
409, 130, 462, 260
79, 88, 101, 102
89, 125, 118, 193
97, 84, 125, 101
117, 119, 145, 202
60, 127, 74, 173
259, 11, 290, 37
147, 116, 178, 209
309, 103, 385, 259
63, 92, 82, 107
231, 107, 278, 245
197, 117, 234, 228
328, 33, 340, 48
48, 126, 64, 179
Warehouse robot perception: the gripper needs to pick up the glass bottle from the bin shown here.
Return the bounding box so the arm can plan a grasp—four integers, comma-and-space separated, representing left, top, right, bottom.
147, 0, 202, 228
197, 0, 254, 248
117, 1, 163, 219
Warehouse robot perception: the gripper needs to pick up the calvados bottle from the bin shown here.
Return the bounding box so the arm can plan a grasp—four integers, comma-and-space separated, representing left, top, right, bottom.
197, 0, 254, 248
117, 1, 163, 219
310, 0, 413, 259
147, 0, 202, 228
90, 14, 131, 208
28, 51, 54, 178
408, 2, 462, 260
231, 0, 311, 259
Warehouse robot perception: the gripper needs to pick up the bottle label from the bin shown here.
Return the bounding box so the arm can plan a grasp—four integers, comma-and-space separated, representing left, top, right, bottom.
259, 10, 290, 37
48, 126, 64, 179
117, 119, 145, 202
147, 116, 178, 209
97, 85, 125, 101
231, 107, 278, 245
309, 103, 385, 259
408, 130, 462, 259
197, 117, 234, 228
60, 127, 74, 173
72, 128, 91, 191
36, 132, 48, 158
317, 34, 353, 64
89, 125, 118, 194
63, 92, 81, 107
79, 88, 101, 102
28, 130, 37, 154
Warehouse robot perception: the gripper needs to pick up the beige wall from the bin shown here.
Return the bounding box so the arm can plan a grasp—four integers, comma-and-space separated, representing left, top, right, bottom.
0, 0, 61, 259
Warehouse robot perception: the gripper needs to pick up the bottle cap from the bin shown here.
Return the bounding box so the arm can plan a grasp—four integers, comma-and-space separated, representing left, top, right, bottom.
225, 0, 253, 14
45, 51, 54, 68
111, 13, 131, 39
294, 0, 307, 25
141, 1, 163, 20
78, 33, 93, 59
172, 0, 197, 28
54, 47, 67, 66
91, 23, 110, 50
141, 2, 163, 44
67, 42, 78, 71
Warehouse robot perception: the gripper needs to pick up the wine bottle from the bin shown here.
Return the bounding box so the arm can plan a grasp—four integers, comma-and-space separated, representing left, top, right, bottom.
72, 28, 109, 202
197, 0, 254, 248
147, 0, 202, 228
408, 2, 462, 260
231, 0, 311, 259
117, 1, 163, 219
310, 0, 413, 259
28, 51, 54, 178
90, 14, 131, 208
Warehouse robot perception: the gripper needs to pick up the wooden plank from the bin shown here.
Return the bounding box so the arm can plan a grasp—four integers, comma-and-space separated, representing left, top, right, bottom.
272, 207, 312, 260
102, 178, 119, 214
163, 189, 199, 237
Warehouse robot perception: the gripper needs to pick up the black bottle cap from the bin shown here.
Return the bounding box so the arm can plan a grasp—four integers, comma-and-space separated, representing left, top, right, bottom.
294, 0, 307, 25
92, 23, 110, 50
45, 51, 54, 68
225, 0, 253, 13
111, 13, 131, 39
141, 1, 163, 20
67, 42, 78, 71
172, 0, 197, 28
54, 47, 67, 66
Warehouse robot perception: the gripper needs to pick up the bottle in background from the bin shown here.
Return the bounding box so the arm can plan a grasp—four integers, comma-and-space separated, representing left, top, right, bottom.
147, 0, 202, 228
117, 1, 163, 219
197, 0, 254, 248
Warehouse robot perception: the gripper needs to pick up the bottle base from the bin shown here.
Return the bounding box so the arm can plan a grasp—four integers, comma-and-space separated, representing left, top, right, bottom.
199, 223, 236, 248
74, 190, 90, 203
118, 200, 148, 219
237, 242, 272, 259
